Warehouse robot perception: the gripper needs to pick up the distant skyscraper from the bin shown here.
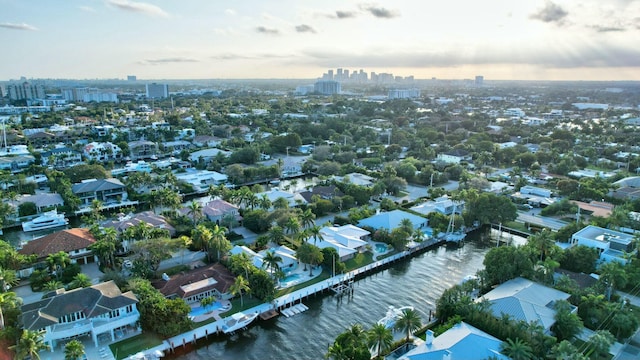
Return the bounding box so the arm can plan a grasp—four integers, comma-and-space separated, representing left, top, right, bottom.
127, 75, 137, 82
7, 82, 45, 101
475, 76, 484, 86
344, 69, 349, 79
327, 69, 334, 80
146, 83, 169, 98
314, 80, 341, 95
337, 68, 343, 80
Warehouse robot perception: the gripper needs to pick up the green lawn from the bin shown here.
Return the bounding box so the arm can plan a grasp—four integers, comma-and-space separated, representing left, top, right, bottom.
110, 332, 163, 360
503, 221, 531, 234
344, 252, 374, 271
275, 271, 331, 297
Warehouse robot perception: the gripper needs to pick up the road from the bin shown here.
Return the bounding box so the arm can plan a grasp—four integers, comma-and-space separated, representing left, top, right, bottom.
516, 211, 569, 231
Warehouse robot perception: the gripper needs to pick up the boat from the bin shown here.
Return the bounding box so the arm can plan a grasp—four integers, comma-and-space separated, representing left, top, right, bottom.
221, 311, 259, 334
443, 202, 466, 244
377, 306, 414, 329
22, 210, 69, 232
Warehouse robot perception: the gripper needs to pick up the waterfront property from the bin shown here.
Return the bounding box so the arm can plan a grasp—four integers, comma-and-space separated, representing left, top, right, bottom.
358, 209, 427, 231
315, 224, 370, 261
18, 228, 97, 277
398, 322, 508, 360
175, 169, 228, 193
71, 178, 129, 207
410, 195, 464, 216
570, 225, 636, 264
102, 211, 176, 252
478, 277, 575, 335
230, 245, 299, 274
20, 280, 139, 350
152, 263, 236, 303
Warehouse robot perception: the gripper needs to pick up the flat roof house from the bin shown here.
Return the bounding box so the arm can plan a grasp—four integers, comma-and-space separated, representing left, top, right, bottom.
358, 209, 427, 231
571, 225, 635, 264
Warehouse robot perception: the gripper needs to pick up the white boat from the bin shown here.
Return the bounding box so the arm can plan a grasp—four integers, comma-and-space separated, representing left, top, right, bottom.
22, 210, 69, 232
377, 306, 414, 329
221, 311, 259, 334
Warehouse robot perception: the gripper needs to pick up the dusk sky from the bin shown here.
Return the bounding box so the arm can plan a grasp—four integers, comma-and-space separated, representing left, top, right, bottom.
2, 0, 640, 81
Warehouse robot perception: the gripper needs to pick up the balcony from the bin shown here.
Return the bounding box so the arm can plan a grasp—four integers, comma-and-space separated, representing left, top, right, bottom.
47, 320, 92, 341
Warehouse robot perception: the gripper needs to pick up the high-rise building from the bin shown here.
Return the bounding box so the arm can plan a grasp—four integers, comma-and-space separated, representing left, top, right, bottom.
389, 89, 421, 99
7, 82, 45, 101
337, 68, 343, 80
327, 69, 334, 80
146, 83, 169, 98
127, 75, 137, 82
475, 76, 484, 86
314, 80, 341, 95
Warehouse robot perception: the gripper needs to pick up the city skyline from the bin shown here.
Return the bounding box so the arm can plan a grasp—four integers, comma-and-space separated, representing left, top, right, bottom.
1, 0, 640, 81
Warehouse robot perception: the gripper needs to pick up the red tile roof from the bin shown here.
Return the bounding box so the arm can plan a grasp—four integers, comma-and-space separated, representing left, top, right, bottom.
19, 228, 97, 260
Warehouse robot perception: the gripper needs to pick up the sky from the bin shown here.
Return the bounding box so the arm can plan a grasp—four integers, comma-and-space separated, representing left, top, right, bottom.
1, 0, 640, 81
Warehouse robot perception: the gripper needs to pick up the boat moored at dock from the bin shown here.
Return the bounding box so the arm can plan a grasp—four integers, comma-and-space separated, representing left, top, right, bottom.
21, 210, 69, 232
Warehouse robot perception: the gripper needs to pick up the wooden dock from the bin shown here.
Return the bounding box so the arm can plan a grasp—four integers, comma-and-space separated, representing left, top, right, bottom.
259, 309, 279, 320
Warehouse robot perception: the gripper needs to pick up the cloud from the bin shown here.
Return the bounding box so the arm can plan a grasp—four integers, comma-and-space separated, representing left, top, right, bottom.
79, 6, 96, 13
107, 0, 169, 18
300, 44, 640, 69
0, 22, 38, 31
255, 26, 280, 35
140, 57, 199, 65
295, 24, 316, 33
359, 4, 399, 18
225, 9, 236, 16
334, 10, 356, 19
211, 53, 293, 60
590, 25, 626, 32
529, 1, 568, 24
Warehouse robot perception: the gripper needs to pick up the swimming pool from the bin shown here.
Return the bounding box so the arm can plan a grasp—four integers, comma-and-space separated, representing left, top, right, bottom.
375, 244, 389, 253
190, 301, 224, 316
282, 273, 302, 283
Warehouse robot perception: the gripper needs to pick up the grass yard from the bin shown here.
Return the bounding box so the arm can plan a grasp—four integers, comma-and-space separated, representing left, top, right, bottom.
110, 332, 163, 360
344, 252, 374, 271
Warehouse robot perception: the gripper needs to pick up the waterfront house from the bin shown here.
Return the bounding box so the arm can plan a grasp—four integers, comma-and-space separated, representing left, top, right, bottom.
570, 225, 635, 264
102, 211, 176, 251
410, 195, 464, 216
398, 322, 508, 360
175, 170, 229, 193
333, 172, 376, 187
128, 140, 158, 159
358, 209, 427, 232
315, 225, 370, 261
83, 141, 122, 162
201, 198, 241, 225
72, 178, 129, 207
298, 185, 344, 203
20, 280, 139, 350
229, 245, 299, 273
153, 263, 236, 303
254, 189, 307, 209
18, 228, 97, 277
11, 193, 64, 213
478, 277, 574, 335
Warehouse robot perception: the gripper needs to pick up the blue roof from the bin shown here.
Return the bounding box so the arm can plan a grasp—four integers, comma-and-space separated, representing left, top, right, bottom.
357, 209, 427, 231
399, 322, 507, 360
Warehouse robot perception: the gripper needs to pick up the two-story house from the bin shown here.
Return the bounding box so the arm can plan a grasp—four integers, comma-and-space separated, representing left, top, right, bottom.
571, 225, 636, 264
71, 178, 128, 207
18, 228, 97, 277
21, 281, 139, 350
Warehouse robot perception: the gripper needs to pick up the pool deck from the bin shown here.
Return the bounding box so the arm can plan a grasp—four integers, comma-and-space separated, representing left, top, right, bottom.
189, 300, 232, 323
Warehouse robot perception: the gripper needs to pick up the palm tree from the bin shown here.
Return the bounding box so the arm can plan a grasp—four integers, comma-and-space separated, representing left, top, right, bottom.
10, 329, 50, 360
325, 342, 348, 360
367, 323, 394, 359
262, 251, 282, 279
0, 291, 21, 330
89, 199, 104, 223
285, 217, 301, 235
192, 225, 213, 261
308, 225, 323, 245
64, 339, 85, 360
186, 200, 203, 225
90, 236, 117, 269
273, 197, 289, 209
268, 225, 285, 245
394, 308, 422, 344
399, 218, 414, 235
68, 273, 92, 289
299, 208, 316, 229
258, 194, 272, 210
178, 235, 192, 265
500, 338, 533, 360
528, 229, 556, 262
42, 280, 64, 292
200, 296, 216, 313
210, 224, 230, 262
230, 275, 250, 307
0, 267, 19, 293
46, 251, 70, 280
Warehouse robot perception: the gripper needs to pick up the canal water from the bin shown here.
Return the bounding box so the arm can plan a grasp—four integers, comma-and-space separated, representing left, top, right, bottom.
167, 228, 502, 360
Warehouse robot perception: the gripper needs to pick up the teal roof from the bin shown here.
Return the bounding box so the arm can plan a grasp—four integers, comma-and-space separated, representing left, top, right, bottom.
357, 209, 426, 231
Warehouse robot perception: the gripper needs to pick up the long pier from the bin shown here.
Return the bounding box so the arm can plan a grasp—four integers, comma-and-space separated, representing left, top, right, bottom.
122, 235, 456, 357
